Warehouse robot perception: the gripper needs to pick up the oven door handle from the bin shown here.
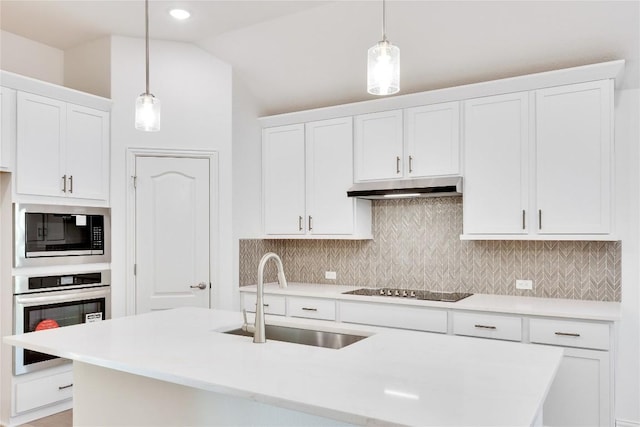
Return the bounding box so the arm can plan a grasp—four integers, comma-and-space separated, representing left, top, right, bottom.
15, 287, 111, 307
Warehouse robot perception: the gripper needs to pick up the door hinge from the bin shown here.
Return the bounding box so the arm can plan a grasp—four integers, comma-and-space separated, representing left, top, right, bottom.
134, 264, 137, 275
132, 176, 137, 189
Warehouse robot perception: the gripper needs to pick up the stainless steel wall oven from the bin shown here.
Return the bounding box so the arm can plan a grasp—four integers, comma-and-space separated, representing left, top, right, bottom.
14, 203, 110, 267
13, 270, 111, 375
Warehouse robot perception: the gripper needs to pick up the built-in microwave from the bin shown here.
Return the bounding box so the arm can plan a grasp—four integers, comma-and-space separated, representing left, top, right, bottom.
14, 204, 110, 267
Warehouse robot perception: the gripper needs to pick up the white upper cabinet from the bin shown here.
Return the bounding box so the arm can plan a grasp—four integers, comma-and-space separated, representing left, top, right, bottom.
354, 110, 403, 181
535, 80, 612, 235
263, 118, 371, 238
16, 92, 110, 204
0, 86, 16, 171
306, 118, 357, 235
355, 103, 460, 182
462, 79, 613, 239
405, 102, 460, 177
263, 124, 306, 235
65, 104, 110, 201
463, 92, 530, 235
16, 92, 67, 198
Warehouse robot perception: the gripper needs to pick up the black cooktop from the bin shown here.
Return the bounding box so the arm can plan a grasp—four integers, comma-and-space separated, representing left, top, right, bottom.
343, 288, 473, 302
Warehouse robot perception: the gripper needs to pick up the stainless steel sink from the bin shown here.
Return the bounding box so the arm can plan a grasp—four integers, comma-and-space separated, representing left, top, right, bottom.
223, 324, 368, 349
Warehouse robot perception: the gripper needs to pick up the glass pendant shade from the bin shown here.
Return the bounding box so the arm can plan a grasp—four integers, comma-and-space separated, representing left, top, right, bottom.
367, 39, 400, 95
135, 93, 161, 132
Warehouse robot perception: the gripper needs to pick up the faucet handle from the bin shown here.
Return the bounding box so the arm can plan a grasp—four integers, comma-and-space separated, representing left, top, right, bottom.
241, 309, 255, 333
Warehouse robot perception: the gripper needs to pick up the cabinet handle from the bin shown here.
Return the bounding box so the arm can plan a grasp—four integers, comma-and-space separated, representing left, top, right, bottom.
308, 216, 313, 231
62, 175, 67, 193
298, 216, 303, 231
554, 332, 580, 337
474, 324, 497, 330
302, 307, 318, 312
522, 210, 526, 230
538, 209, 542, 230
396, 156, 401, 174
409, 156, 413, 173
68, 175, 73, 194
58, 383, 73, 390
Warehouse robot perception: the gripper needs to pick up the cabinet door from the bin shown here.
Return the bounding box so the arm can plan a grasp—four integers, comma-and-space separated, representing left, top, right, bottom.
543, 347, 610, 427
66, 104, 109, 201
16, 92, 66, 197
306, 117, 354, 235
0, 86, 16, 170
405, 102, 460, 177
463, 92, 530, 235
263, 124, 306, 234
354, 110, 403, 181
535, 81, 612, 234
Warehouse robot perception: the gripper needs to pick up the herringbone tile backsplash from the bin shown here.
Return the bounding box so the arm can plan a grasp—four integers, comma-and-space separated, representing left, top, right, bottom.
240, 197, 621, 301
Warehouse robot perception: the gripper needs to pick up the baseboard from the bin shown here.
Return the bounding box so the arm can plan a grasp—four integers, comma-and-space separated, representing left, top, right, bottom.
617, 419, 640, 427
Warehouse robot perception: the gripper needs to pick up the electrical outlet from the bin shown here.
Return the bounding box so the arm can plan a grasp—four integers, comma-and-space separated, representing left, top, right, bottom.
516, 279, 533, 290
325, 271, 337, 280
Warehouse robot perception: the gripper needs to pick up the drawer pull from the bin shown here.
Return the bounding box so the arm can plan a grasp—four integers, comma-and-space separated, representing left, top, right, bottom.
58, 383, 73, 390
555, 332, 580, 337
474, 324, 497, 330
302, 307, 318, 312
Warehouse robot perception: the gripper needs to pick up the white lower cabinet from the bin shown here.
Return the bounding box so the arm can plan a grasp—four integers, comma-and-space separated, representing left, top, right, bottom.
288, 296, 336, 320
241, 293, 286, 316
529, 317, 612, 427
339, 301, 447, 333
240, 291, 613, 426
542, 347, 610, 427
452, 311, 522, 341
12, 365, 73, 417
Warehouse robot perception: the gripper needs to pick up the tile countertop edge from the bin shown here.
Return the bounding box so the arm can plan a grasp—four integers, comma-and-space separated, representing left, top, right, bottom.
239, 283, 622, 321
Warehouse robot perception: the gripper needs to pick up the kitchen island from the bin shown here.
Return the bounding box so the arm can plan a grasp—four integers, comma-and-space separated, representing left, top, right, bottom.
4, 307, 562, 426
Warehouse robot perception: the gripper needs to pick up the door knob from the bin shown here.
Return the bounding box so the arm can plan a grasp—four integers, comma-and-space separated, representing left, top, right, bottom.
190, 282, 207, 290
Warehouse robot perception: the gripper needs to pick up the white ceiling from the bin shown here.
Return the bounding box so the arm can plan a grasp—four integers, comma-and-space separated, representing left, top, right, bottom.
1, 1, 638, 116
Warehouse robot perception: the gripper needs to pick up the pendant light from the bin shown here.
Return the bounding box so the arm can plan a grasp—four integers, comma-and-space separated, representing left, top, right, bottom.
135, 0, 161, 131
367, 0, 400, 96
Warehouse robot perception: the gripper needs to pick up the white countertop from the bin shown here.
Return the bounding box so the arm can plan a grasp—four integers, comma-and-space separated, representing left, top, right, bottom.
4, 308, 563, 426
240, 283, 621, 321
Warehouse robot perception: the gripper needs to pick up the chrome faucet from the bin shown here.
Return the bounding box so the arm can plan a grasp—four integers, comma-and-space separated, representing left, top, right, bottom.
242, 252, 287, 343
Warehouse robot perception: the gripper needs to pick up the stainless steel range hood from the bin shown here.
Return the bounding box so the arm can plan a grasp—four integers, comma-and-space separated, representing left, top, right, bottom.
347, 176, 462, 200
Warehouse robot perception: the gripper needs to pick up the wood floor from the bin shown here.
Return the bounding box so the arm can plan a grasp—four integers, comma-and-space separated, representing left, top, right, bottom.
18, 410, 72, 427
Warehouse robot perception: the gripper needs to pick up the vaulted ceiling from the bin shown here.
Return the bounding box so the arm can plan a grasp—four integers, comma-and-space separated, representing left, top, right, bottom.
1, 1, 638, 116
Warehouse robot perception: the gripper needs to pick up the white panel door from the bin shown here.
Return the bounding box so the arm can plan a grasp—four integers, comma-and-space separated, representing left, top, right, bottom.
0, 87, 14, 170
16, 92, 66, 197
263, 124, 306, 234
535, 80, 612, 234
306, 117, 354, 235
66, 104, 109, 201
463, 92, 529, 234
135, 156, 210, 313
405, 102, 460, 177
354, 110, 403, 181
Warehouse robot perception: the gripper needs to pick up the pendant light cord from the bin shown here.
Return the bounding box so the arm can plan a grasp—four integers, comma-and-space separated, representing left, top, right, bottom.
382, 0, 387, 42
145, 0, 150, 95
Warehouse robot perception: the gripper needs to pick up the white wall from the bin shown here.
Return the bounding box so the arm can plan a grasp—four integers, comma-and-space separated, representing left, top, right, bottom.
109, 35, 233, 316
614, 87, 640, 424
0, 31, 63, 85
64, 37, 111, 98
231, 75, 263, 310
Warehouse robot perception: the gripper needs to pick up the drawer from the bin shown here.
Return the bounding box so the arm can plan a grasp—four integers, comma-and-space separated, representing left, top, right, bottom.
340, 301, 447, 333
241, 293, 286, 316
288, 296, 336, 320
15, 370, 73, 414
529, 318, 610, 350
453, 311, 522, 341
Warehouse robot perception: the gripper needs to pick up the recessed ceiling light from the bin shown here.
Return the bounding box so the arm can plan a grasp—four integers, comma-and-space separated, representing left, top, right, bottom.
169, 9, 190, 20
